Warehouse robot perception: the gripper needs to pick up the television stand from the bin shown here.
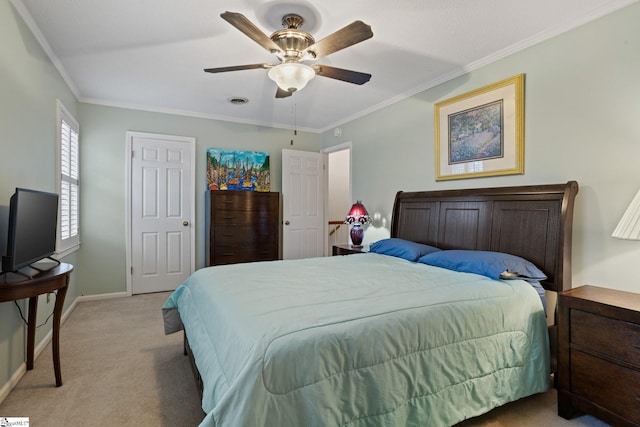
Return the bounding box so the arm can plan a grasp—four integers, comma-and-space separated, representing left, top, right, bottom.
0, 263, 73, 386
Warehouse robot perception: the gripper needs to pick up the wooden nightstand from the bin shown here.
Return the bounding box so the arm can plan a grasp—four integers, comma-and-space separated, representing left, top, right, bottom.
332, 244, 368, 256
557, 285, 640, 426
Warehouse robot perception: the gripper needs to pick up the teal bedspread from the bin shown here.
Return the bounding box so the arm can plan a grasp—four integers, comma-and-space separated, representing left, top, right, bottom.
163, 253, 549, 427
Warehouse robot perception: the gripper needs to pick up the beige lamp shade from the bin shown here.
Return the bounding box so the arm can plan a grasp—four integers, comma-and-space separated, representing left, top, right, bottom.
612, 189, 640, 240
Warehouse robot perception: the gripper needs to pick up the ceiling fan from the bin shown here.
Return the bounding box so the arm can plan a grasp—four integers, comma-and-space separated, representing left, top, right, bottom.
204, 11, 373, 98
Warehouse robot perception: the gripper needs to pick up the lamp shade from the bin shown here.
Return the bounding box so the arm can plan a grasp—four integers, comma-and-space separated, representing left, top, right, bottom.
345, 201, 370, 225
268, 63, 315, 93
612, 189, 640, 240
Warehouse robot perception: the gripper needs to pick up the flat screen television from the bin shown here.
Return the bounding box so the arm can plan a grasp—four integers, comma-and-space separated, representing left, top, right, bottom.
1, 188, 59, 274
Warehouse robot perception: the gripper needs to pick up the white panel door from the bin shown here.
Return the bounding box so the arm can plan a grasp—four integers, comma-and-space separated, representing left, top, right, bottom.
282, 149, 326, 259
129, 133, 194, 294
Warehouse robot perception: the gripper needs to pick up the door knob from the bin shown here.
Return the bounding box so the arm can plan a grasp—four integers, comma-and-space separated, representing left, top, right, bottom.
183, 221, 189, 226
284, 220, 290, 225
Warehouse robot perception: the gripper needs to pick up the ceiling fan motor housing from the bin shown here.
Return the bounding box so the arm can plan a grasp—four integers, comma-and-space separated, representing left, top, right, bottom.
270, 15, 315, 62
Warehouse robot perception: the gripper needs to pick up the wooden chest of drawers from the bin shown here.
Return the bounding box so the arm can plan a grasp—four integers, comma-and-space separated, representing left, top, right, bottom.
205, 191, 280, 266
557, 285, 640, 426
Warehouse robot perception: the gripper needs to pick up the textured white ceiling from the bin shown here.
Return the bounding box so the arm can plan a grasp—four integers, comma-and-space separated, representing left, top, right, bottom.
12, 0, 637, 132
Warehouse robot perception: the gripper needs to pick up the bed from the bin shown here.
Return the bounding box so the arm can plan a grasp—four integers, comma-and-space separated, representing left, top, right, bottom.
163, 181, 579, 427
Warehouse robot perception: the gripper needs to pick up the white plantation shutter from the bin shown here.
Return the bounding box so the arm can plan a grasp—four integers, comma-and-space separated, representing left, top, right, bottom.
57, 101, 80, 253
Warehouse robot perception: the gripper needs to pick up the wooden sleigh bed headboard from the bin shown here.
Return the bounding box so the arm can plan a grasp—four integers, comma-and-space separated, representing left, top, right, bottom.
390, 181, 579, 293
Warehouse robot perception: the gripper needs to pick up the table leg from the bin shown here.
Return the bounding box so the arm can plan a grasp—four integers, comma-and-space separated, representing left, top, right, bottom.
26, 296, 38, 370
52, 282, 68, 387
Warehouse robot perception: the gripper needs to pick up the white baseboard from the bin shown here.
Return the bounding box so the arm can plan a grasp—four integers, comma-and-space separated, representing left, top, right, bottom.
0, 362, 26, 404
0, 291, 129, 404
76, 291, 129, 302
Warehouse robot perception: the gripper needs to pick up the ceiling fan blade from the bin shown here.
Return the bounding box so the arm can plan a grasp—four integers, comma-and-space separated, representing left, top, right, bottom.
312, 65, 371, 85
303, 21, 373, 59
275, 87, 293, 98
204, 63, 272, 73
221, 11, 282, 54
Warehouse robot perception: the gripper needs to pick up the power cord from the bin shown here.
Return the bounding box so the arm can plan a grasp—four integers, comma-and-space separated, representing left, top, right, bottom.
13, 291, 57, 329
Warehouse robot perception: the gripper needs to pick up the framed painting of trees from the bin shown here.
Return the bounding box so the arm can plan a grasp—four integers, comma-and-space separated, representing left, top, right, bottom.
434, 74, 524, 180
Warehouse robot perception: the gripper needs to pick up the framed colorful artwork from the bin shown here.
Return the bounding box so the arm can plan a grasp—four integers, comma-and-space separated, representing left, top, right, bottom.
434, 74, 524, 181
206, 148, 270, 192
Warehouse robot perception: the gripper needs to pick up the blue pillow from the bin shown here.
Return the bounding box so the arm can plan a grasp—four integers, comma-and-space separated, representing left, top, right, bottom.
369, 238, 441, 262
417, 250, 547, 281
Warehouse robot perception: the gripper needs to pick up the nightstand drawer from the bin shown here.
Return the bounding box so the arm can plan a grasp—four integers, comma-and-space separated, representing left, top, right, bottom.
571, 350, 640, 422
558, 285, 640, 425
571, 309, 640, 367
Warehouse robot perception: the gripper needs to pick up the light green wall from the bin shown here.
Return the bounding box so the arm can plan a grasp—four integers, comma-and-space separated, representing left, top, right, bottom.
0, 2, 79, 387
321, 2, 640, 294
76, 103, 320, 295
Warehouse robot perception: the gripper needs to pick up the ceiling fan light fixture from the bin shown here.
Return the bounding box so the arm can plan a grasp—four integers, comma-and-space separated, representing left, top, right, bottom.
268, 63, 315, 93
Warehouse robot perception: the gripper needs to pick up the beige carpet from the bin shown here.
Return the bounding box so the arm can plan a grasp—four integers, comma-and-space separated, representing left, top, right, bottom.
0, 292, 610, 426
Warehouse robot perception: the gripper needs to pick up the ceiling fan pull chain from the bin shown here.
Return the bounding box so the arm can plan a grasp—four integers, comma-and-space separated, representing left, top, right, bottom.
290, 102, 298, 145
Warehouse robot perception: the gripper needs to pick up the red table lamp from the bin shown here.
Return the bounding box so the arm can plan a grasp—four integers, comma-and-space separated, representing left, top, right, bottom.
344, 201, 370, 247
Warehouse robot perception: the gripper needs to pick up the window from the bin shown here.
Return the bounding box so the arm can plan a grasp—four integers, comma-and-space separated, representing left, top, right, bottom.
56, 100, 80, 254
